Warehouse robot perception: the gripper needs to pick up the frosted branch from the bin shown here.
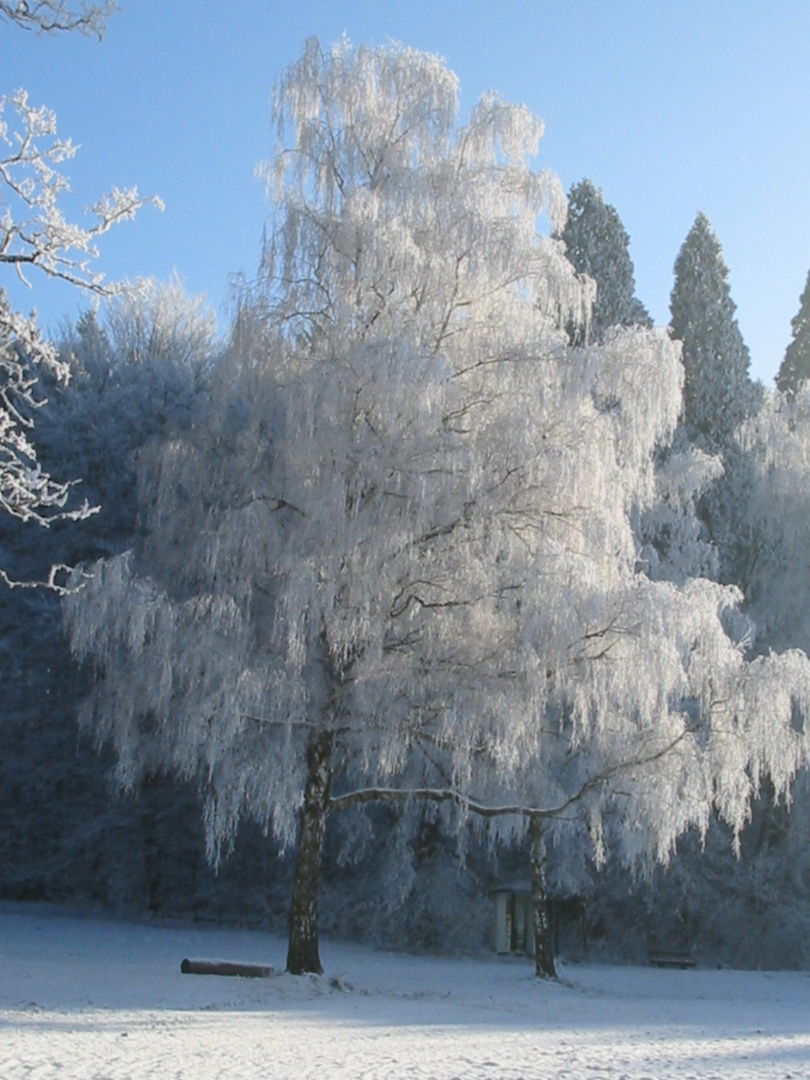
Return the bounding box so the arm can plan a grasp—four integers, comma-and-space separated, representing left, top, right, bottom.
1, 81, 160, 583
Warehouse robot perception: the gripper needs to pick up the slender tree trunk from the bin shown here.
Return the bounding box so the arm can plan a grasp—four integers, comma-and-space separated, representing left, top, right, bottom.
529, 816, 556, 979
286, 728, 333, 975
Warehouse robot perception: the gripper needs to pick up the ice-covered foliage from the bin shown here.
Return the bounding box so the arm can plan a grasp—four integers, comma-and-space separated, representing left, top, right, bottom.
559, 178, 651, 343
738, 385, 810, 655
0, 280, 218, 924
0, 290, 94, 545
65, 39, 810, 899
50, 282, 214, 526
635, 439, 722, 585
776, 268, 810, 399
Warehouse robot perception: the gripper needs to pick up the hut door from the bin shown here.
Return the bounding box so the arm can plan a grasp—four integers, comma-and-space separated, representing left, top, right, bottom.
511, 893, 528, 953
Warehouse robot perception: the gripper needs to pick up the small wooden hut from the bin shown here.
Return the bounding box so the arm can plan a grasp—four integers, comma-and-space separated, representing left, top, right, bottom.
489, 880, 535, 957
489, 881, 588, 959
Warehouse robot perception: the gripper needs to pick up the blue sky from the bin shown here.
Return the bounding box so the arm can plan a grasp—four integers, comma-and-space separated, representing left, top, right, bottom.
4, 0, 810, 385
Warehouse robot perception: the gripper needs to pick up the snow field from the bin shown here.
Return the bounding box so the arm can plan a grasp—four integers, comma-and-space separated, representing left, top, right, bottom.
1, 905, 809, 1079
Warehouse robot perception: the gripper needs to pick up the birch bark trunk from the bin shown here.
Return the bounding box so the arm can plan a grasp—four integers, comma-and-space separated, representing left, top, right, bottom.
530, 815, 557, 978
285, 728, 333, 975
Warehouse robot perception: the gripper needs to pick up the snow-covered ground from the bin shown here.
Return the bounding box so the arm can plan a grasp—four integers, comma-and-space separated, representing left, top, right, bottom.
1, 904, 809, 1079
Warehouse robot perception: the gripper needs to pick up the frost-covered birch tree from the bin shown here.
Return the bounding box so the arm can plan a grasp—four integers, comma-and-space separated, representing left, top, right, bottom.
1, 1, 160, 587
65, 38, 810, 979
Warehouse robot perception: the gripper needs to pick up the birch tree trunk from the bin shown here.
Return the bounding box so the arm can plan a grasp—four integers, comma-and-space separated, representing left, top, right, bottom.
530, 816, 557, 979
285, 728, 333, 975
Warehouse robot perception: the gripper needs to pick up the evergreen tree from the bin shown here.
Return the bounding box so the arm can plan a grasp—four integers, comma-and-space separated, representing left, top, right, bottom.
668, 214, 762, 588
560, 179, 652, 342
776, 268, 810, 398
669, 213, 754, 457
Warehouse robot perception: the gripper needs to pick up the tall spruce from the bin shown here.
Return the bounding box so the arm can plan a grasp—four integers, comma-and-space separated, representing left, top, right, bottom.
560, 179, 651, 342
776, 268, 810, 398
670, 213, 754, 456
669, 214, 760, 588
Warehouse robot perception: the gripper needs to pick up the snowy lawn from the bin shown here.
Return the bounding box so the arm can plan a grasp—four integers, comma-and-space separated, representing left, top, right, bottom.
1, 904, 809, 1079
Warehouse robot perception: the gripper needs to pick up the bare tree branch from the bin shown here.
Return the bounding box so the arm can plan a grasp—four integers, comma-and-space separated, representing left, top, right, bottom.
0, 1, 116, 39
330, 727, 694, 819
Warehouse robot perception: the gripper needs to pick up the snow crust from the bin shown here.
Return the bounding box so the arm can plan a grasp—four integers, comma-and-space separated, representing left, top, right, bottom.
1, 905, 809, 1078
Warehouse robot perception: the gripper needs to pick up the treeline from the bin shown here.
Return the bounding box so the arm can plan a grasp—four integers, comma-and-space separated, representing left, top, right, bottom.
558, 181, 810, 969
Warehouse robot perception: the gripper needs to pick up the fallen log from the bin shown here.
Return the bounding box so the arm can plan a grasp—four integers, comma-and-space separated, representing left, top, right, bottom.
647, 950, 696, 970
180, 958, 275, 978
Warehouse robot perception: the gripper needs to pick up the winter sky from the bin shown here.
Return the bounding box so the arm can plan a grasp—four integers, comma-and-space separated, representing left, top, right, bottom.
4, 0, 809, 386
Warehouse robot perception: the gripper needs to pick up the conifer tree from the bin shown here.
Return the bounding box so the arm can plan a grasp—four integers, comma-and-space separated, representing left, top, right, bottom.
668, 214, 761, 588
560, 179, 651, 342
669, 213, 754, 457
776, 268, 810, 398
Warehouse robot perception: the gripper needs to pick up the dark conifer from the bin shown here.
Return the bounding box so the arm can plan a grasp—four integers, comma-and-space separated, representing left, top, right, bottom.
776, 268, 810, 398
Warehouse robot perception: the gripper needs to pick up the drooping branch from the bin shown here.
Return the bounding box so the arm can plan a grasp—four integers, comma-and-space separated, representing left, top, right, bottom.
330, 785, 545, 818
329, 725, 695, 821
